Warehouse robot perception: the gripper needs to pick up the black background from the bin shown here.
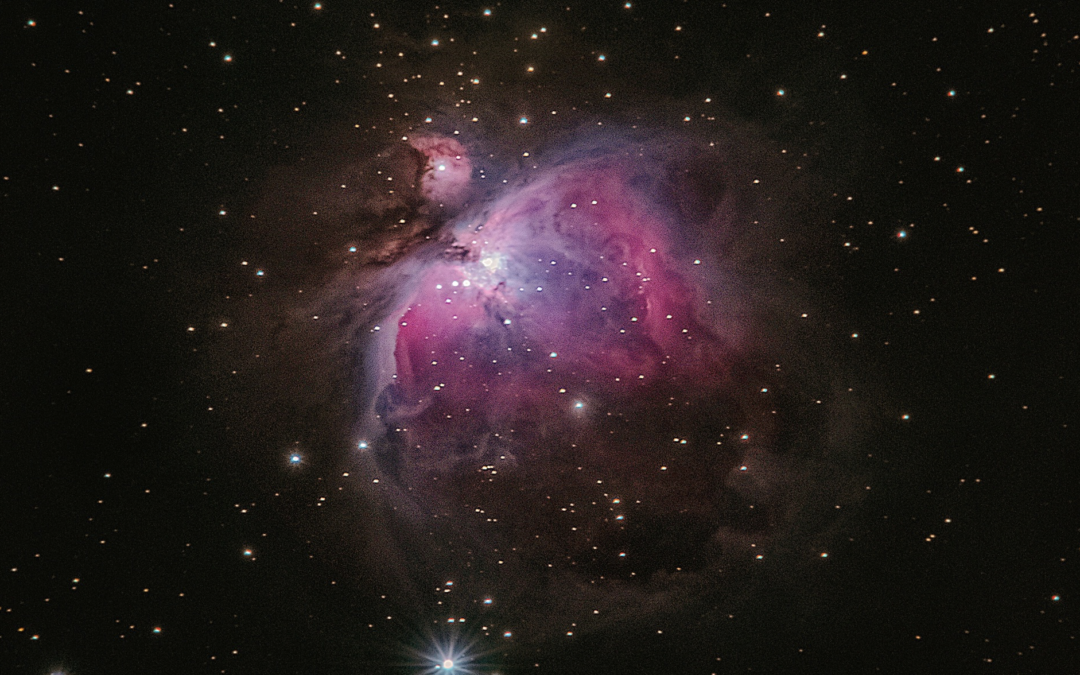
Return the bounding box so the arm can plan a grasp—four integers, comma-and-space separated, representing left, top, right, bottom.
3, 1, 1077, 673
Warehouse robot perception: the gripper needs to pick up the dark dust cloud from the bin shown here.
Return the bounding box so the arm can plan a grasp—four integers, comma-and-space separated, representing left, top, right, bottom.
202, 20, 887, 672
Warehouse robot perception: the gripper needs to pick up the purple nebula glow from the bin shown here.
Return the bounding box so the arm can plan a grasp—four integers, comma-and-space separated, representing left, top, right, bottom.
350, 135, 812, 600
222, 122, 872, 643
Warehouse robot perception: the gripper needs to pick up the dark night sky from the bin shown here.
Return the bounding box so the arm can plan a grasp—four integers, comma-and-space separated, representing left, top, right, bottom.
2, 1, 1078, 674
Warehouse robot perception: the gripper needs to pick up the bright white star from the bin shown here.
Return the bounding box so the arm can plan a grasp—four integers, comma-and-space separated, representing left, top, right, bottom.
409, 629, 490, 674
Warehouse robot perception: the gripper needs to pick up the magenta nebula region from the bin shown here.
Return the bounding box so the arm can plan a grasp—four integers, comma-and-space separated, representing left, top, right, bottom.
350, 134, 823, 603
235, 124, 868, 642
370, 156, 735, 532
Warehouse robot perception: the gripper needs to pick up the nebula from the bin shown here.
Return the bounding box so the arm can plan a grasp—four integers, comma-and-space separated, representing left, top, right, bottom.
298, 127, 870, 643
361, 136, 757, 551
218, 118, 874, 656
409, 135, 472, 208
